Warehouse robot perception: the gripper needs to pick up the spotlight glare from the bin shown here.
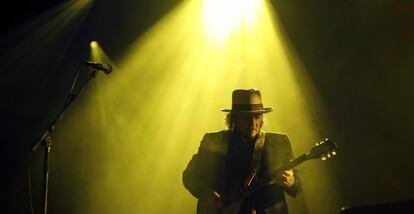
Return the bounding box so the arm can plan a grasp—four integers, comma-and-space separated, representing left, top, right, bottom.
202, 0, 262, 41
90, 40, 98, 48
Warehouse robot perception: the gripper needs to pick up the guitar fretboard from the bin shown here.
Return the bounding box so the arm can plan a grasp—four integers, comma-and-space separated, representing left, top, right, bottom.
279, 153, 308, 170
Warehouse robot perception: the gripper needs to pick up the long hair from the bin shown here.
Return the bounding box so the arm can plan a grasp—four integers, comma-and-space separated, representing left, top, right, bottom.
224, 113, 236, 130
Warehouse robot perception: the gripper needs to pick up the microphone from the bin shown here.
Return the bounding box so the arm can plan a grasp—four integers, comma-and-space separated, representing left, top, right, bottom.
84, 60, 112, 74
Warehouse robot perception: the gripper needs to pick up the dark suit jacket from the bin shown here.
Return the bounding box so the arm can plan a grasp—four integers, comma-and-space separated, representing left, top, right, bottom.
183, 130, 302, 214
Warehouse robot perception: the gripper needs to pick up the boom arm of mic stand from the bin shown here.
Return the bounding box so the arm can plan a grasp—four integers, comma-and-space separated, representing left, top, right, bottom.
30, 69, 97, 152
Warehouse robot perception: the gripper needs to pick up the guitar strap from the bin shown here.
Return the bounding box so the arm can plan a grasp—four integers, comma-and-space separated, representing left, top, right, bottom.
244, 130, 266, 187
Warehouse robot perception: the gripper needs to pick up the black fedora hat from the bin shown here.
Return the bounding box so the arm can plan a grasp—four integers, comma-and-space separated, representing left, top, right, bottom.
222, 88, 273, 114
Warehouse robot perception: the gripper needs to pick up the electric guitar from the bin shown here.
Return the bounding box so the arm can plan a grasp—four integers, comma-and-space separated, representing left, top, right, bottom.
197, 138, 338, 214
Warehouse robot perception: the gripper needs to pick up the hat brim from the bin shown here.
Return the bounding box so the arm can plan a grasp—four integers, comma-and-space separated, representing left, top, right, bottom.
221, 108, 273, 114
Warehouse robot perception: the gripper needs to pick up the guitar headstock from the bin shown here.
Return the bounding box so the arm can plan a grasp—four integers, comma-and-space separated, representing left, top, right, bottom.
307, 138, 337, 160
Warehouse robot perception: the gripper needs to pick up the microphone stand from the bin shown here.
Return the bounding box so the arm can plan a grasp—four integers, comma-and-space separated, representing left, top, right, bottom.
30, 67, 100, 214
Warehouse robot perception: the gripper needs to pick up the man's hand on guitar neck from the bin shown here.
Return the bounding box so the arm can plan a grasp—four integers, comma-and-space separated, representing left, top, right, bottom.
275, 169, 295, 188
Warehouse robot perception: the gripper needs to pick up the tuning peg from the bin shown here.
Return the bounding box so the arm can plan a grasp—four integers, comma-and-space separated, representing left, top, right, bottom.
332, 151, 336, 156
316, 142, 319, 146
327, 154, 331, 158
321, 156, 327, 161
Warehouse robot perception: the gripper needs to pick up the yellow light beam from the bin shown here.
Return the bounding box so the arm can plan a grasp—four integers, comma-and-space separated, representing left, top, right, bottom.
1, 0, 94, 73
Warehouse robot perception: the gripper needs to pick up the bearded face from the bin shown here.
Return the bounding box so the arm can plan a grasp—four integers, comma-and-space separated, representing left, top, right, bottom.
233, 113, 263, 140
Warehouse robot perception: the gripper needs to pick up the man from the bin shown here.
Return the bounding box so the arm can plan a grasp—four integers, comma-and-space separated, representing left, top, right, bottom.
183, 89, 301, 214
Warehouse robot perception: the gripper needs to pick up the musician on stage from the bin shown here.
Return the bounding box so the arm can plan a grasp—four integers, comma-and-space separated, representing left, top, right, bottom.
183, 88, 302, 214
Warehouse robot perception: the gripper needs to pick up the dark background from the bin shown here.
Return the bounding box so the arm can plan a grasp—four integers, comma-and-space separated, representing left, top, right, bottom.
1, 0, 413, 213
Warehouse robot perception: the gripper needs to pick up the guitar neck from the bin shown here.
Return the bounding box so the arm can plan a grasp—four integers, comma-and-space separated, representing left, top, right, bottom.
280, 153, 309, 170
221, 138, 336, 207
